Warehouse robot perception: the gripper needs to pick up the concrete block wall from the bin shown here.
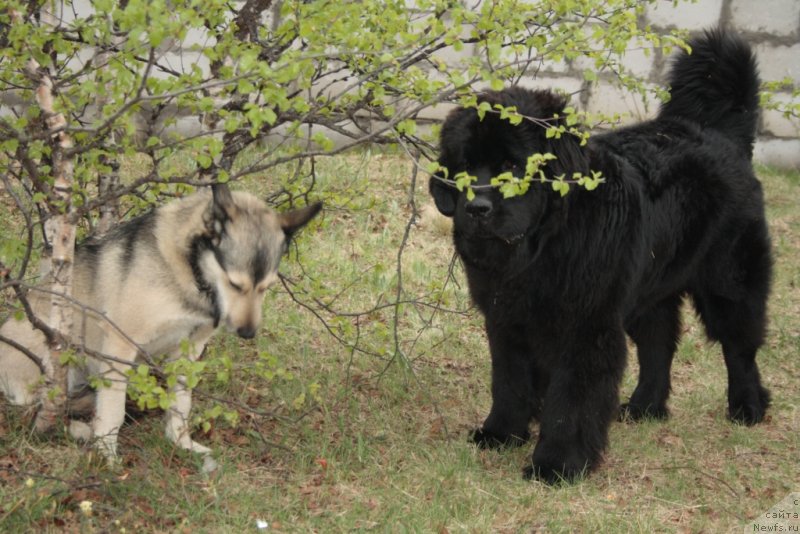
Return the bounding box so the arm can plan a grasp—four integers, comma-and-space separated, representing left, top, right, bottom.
3, 0, 798, 169
476, 0, 800, 169
428, 0, 799, 169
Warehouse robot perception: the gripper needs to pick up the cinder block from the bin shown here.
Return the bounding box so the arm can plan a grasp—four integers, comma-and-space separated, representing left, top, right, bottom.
755, 43, 800, 83
646, 0, 723, 30
515, 55, 571, 76
571, 46, 654, 81
754, 138, 800, 170
514, 76, 585, 98
168, 114, 206, 138
183, 27, 213, 49
520, 45, 572, 75
568, 24, 613, 75
731, 0, 800, 36
431, 41, 477, 68
64, 47, 95, 77
163, 50, 212, 77
761, 92, 800, 137
310, 68, 361, 101
416, 102, 457, 121
619, 46, 657, 79
57, 0, 94, 23
585, 82, 661, 123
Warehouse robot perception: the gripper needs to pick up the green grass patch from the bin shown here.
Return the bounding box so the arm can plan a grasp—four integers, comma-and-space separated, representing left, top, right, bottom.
1, 155, 798, 532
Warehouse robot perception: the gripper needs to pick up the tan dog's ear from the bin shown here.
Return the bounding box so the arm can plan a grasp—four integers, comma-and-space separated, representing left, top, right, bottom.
279, 202, 323, 241
212, 183, 236, 220
206, 183, 237, 239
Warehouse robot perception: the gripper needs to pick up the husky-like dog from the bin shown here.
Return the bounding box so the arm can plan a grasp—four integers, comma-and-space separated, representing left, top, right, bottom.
0, 184, 321, 469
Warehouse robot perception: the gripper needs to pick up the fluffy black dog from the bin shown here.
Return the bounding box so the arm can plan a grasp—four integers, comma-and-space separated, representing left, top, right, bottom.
430, 29, 772, 483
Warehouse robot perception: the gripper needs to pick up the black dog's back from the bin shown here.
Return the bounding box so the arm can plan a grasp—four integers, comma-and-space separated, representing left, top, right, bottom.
591, 29, 766, 310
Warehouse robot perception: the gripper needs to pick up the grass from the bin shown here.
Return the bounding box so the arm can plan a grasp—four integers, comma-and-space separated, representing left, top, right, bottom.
1, 155, 798, 532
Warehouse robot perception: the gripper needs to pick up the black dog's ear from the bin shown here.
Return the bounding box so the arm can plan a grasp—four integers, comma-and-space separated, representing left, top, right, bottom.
429, 173, 457, 217
532, 92, 590, 177
546, 133, 590, 178
279, 202, 323, 241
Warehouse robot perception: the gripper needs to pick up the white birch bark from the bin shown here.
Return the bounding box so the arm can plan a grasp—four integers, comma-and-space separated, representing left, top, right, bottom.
13, 6, 78, 432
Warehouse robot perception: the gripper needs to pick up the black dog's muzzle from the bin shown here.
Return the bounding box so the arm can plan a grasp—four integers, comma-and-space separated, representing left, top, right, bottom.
465, 195, 493, 218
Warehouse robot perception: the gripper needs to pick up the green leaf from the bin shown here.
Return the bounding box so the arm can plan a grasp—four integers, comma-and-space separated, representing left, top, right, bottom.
396, 119, 417, 136
476, 101, 492, 120
262, 107, 278, 126
312, 132, 334, 151
551, 179, 570, 197
426, 161, 444, 176
196, 153, 213, 169
2, 138, 20, 153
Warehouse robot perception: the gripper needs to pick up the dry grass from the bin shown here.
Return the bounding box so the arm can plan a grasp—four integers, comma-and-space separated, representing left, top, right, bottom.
0, 155, 798, 532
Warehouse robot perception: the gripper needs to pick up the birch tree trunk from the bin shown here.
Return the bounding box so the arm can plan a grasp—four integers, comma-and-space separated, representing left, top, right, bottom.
15, 7, 78, 433
32, 70, 77, 433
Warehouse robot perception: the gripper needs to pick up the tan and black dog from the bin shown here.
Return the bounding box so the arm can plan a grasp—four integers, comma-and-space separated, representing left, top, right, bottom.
0, 184, 320, 470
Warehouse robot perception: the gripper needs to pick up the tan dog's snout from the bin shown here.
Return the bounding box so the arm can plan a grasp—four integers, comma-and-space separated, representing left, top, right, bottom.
223, 291, 264, 339
222, 272, 280, 339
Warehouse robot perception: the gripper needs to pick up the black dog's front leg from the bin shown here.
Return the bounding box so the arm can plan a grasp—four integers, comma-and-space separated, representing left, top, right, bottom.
524, 324, 626, 483
471, 321, 543, 449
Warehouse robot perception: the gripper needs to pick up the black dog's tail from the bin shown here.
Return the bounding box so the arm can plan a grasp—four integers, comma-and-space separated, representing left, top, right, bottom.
659, 28, 760, 158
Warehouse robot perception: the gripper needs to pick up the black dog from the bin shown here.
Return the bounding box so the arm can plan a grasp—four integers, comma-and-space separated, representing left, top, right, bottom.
430, 29, 772, 483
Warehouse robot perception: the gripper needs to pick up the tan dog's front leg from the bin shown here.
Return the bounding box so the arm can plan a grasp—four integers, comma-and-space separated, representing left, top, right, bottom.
164, 375, 217, 472
91, 364, 128, 464
89, 334, 140, 466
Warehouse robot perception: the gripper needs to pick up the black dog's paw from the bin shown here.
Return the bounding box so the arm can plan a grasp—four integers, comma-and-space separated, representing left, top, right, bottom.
522, 457, 588, 485
618, 402, 669, 422
469, 427, 529, 449
525, 439, 594, 484
729, 385, 771, 426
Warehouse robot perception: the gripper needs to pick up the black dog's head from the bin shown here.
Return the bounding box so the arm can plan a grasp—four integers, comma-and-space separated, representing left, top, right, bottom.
430, 87, 588, 245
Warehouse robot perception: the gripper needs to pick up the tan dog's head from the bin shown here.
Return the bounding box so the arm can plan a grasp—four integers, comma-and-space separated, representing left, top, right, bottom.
198, 184, 321, 338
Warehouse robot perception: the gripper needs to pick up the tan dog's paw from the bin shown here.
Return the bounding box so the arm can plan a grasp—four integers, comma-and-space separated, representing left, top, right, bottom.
68, 420, 93, 441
